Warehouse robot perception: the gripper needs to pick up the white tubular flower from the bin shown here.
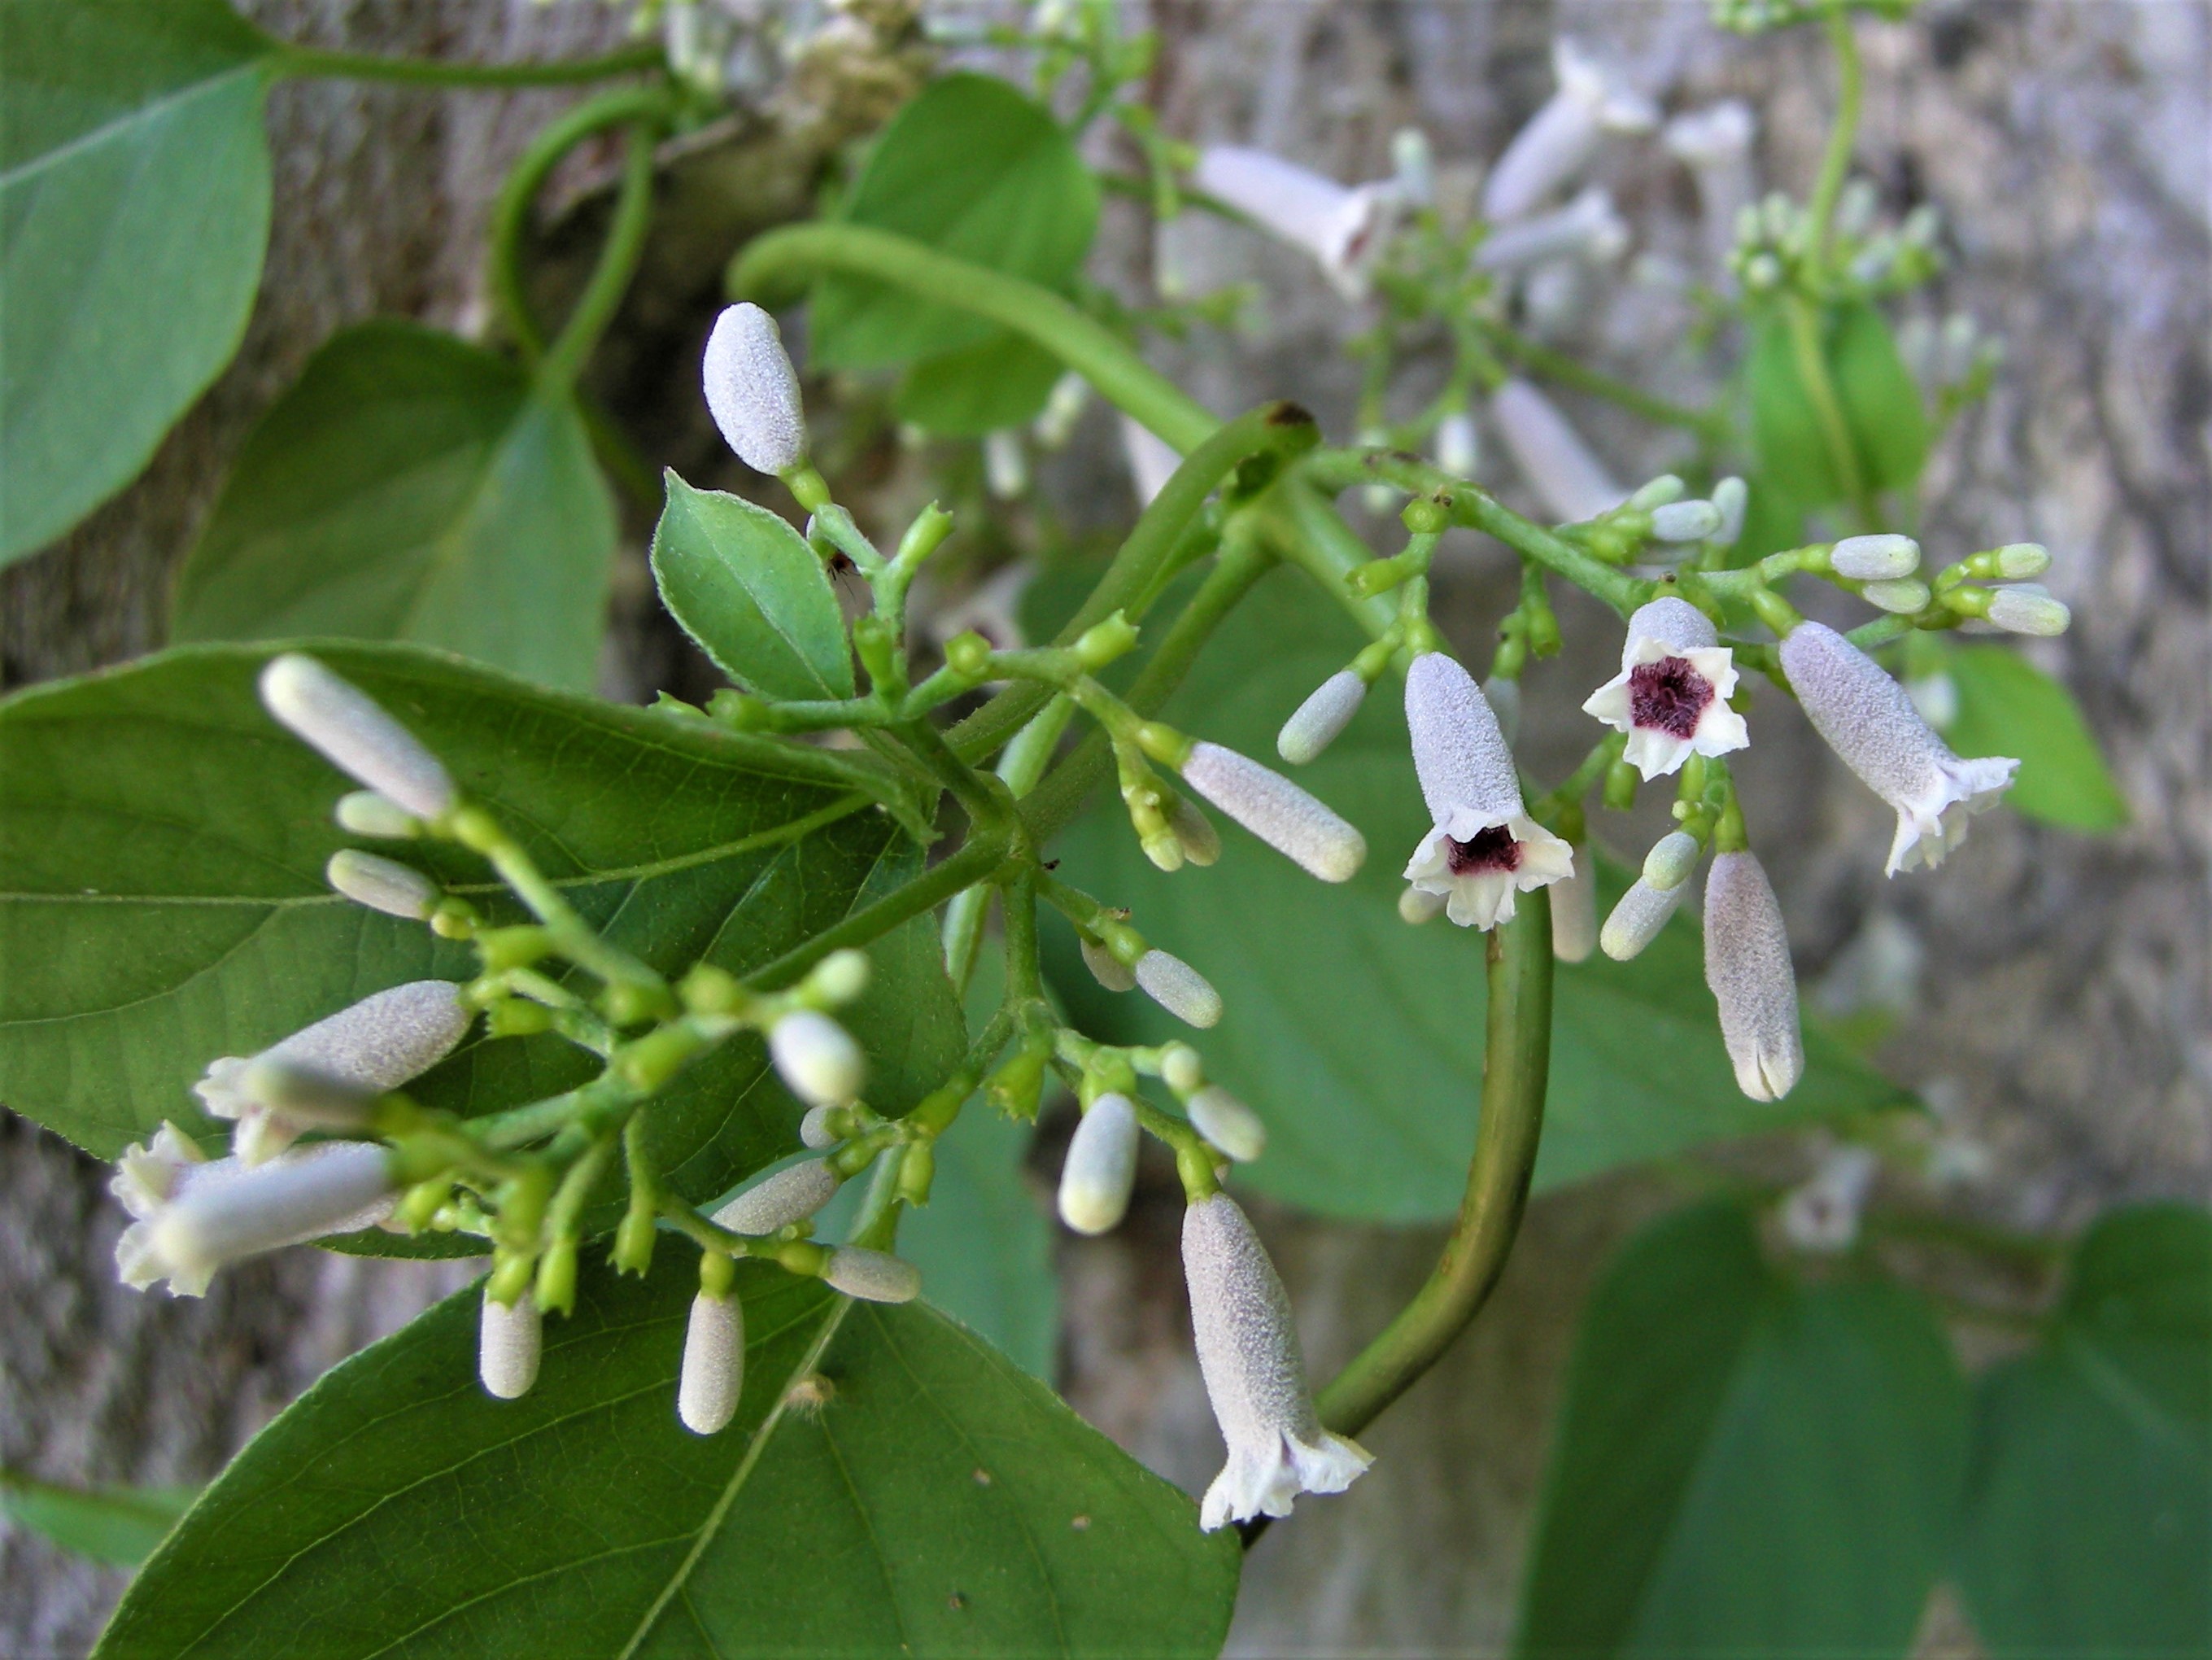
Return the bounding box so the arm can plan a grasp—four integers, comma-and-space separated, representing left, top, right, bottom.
1398, 885, 1447, 924
1402, 653, 1575, 931
1780, 1145, 1881, 1253
769, 1011, 864, 1108
1711, 477, 1748, 547
1663, 101, 1756, 273
1277, 671, 1368, 766
1188, 1086, 1266, 1163
325, 850, 438, 922
1830, 534, 1921, 580
1080, 935, 1138, 994
678, 1290, 744, 1435
1058, 1092, 1140, 1235
334, 790, 420, 839
713, 1158, 840, 1236
1582, 597, 1749, 781
1779, 621, 2018, 875
1184, 1192, 1372, 1530
1599, 878, 1685, 961
194, 981, 472, 1165
1490, 379, 1625, 523
1550, 850, 1598, 963
1136, 950, 1224, 1029
1433, 409, 1480, 478
1986, 585, 2071, 636
1481, 37, 1657, 224
1475, 186, 1629, 273
1120, 414, 1183, 507
260, 655, 456, 821
114, 1139, 396, 1297
1167, 795, 1222, 868
1192, 146, 1399, 298
1703, 851, 1803, 1102
1179, 742, 1367, 883
703, 302, 807, 475
824, 1246, 921, 1304
480, 1289, 542, 1401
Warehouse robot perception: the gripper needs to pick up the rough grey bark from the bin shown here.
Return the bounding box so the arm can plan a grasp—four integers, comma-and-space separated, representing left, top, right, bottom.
3, 3, 2205, 1655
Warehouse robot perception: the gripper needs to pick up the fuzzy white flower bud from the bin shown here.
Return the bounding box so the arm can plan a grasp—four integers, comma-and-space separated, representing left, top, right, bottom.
798, 1104, 844, 1149
1642, 830, 1703, 891
1704, 851, 1802, 1102
713, 1158, 840, 1236
1830, 534, 1921, 580
1780, 621, 2016, 874
1167, 795, 1221, 867
1058, 1093, 1139, 1235
1475, 186, 1629, 273
1490, 378, 1625, 523
1135, 950, 1223, 1029
1080, 935, 1137, 994
325, 850, 438, 921
769, 1011, 864, 1108
1549, 851, 1598, 963
1649, 500, 1723, 543
824, 1246, 921, 1304
1986, 586, 2071, 636
1184, 1192, 1371, 1529
1994, 542, 2050, 579
1277, 671, 1368, 766
334, 790, 420, 839
678, 1290, 744, 1434
194, 981, 472, 1164
1189, 1086, 1267, 1163
1599, 878, 1684, 961
1192, 146, 1399, 297
479, 1288, 541, 1400
260, 655, 456, 820
805, 949, 870, 1008
115, 1139, 398, 1297
1711, 477, 1748, 546
1862, 578, 1931, 614
1779, 1145, 1881, 1252
1179, 742, 1366, 883
1433, 409, 1480, 478
1159, 1043, 1205, 1094
703, 303, 806, 475
1481, 39, 1656, 224
1398, 885, 1447, 924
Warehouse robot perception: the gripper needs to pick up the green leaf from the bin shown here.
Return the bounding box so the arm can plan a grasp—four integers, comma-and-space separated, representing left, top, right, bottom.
95, 1255, 1238, 1658
171, 322, 617, 693
1940, 643, 2127, 832
904, 1105, 1058, 1379
896, 331, 1067, 437
1956, 1204, 2210, 1658
1040, 568, 1907, 1222
1746, 301, 1929, 513
0, 0, 277, 563
0, 1470, 198, 1567
811, 72, 1099, 370
650, 473, 855, 701
0, 642, 953, 1223
1516, 1202, 1968, 1658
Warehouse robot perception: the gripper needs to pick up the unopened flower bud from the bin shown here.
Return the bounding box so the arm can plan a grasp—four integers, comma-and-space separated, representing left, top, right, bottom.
1704, 851, 1802, 1101
1433, 409, 1479, 477
1630, 474, 1686, 511
1642, 830, 1702, 891
334, 790, 420, 839
1490, 379, 1624, 524
1711, 477, 1747, 546
1167, 795, 1221, 867
1189, 1086, 1266, 1162
1277, 671, 1367, 765
1861, 578, 1931, 615
1058, 1093, 1139, 1234
678, 1290, 744, 1434
1180, 742, 1366, 882
1600, 878, 1685, 961
798, 1104, 847, 1149
713, 1158, 840, 1235
1994, 542, 2049, 579
1080, 934, 1138, 993
1549, 852, 1598, 963
326, 850, 438, 921
1986, 586, 2070, 636
984, 429, 1028, 500
479, 1288, 541, 1400
1160, 1043, 1206, 1094
1399, 885, 1447, 924
770, 1011, 863, 1107
1136, 950, 1223, 1029
824, 1246, 921, 1304
703, 303, 806, 474
1649, 500, 1722, 542
805, 948, 870, 1007
1830, 533, 1921, 580
260, 655, 455, 820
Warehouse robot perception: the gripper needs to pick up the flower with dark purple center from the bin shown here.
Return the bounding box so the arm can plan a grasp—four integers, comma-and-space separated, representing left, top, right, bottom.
1584, 597, 1748, 779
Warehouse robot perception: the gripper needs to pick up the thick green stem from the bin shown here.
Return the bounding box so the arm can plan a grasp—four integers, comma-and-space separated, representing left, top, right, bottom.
275, 41, 667, 89
540, 119, 661, 390
1785, 295, 1877, 530
1312, 893, 1554, 1435
743, 824, 1012, 991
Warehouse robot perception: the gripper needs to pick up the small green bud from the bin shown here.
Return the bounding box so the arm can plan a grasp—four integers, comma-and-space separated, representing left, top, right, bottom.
1603, 757, 1640, 811
534, 1237, 578, 1317
708, 688, 772, 731
602, 980, 668, 1028
805, 948, 871, 1007
613, 1206, 657, 1277
944, 630, 994, 681
486, 998, 554, 1039
487, 1249, 535, 1307
1994, 542, 2049, 579
897, 1141, 936, 1207
477, 925, 552, 973
1073, 611, 1141, 671
1629, 474, 1686, 511
1400, 496, 1450, 536
447, 806, 503, 855
985, 1038, 1051, 1122
396, 1177, 451, 1234
679, 963, 745, 1016
620, 1024, 700, 1092
698, 1247, 737, 1300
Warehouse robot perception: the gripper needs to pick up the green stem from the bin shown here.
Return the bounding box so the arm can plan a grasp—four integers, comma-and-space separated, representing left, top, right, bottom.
486, 85, 673, 363
275, 41, 667, 89
1808, 8, 1865, 270
743, 824, 1012, 991
540, 118, 662, 390
1482, 325, 1728, 443
1312, 893, 1554, 1435
1785, 294, 1876, 529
